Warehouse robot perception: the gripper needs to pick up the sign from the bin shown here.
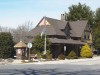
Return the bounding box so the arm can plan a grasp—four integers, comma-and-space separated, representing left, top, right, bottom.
17, 49, 21, 54
64, 46, 66, 51
27, 42, 32, 48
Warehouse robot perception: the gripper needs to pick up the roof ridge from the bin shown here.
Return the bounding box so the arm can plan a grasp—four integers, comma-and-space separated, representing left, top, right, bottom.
46, 17, 65, 35
45, 17, 67, 23
45, 17, 60, 35
69, 20, 88, 23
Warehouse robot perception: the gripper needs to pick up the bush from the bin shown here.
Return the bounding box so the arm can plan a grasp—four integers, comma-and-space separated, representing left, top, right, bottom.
32, 35, 51, 53
47, 54, 52, 60
6, 58, 13, 63
0, 59, 4, 62
58, 54, 65, 60
46, 50, 51, 55
42, 54, 47, 59
67, 50, 78, 59
80, 43, 93, 58
41, 50, 52, 59
21, 60, 26, 63
0, 32, 15, 59
31, 49, 37, 54
36, 52, 42, 59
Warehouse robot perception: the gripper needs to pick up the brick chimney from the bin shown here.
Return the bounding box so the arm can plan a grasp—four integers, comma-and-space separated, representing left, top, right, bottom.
61, 14, 66, 21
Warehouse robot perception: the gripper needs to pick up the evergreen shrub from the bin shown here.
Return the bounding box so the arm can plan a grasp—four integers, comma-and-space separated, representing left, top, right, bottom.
36, 52, 42, 59
80, 43, 93, 58
47, 54, 52, 60
42, 54, 47, 59
67, 50, 78, 59
58, 54, 65, 60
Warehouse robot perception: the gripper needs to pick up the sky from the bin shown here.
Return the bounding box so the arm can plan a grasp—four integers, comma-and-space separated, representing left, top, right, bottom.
0, 0, 100, 29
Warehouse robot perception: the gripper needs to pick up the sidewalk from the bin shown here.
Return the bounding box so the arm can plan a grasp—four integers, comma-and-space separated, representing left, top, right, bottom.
4, 56, 100, 65
32, 56, 100, 65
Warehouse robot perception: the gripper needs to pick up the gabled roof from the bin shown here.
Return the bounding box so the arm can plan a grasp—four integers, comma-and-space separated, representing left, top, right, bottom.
45, 17, 68, 29
26, 17, 88, 44
14, 41, 27, 48
29, 17, 67, 37
29, 17, 88, 38
69, 20, 88, 37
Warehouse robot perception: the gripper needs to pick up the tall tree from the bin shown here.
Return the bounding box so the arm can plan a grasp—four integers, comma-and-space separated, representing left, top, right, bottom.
94, 8, 100, 26
32, 35, 51, 53
66, 3, 94, 27
93, 8, 100, 51
93, 22, 100, 50
0, 32, 15, 58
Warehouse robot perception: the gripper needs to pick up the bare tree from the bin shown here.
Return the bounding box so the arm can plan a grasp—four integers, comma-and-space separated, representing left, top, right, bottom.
11, 21, 33, 43
0, 25, 11, 32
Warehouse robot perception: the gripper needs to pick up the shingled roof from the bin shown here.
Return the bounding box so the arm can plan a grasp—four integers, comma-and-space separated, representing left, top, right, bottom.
14, 41, 27, 48
45, 17, 68, 29
24, 17, 88, 44
69, 20, 88, 37
29, 17, 67, 37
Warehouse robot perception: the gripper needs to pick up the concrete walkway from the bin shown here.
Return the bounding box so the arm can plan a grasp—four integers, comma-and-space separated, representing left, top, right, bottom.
9, 56, 100, 65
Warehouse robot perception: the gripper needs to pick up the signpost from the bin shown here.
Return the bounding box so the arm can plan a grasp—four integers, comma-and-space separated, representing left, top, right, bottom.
27, 42, 32, 61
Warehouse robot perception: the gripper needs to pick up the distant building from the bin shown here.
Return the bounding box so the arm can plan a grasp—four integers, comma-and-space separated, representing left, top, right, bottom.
14, 41, 28, 60
27, 16, 92, 58
14, 15, 92, 58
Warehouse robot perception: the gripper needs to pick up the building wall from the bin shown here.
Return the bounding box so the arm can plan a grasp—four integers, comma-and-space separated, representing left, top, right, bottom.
51, 44, 63, 58
16, 48, 28, 60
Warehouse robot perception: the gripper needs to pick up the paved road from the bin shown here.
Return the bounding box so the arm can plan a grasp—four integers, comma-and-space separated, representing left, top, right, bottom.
0, 64, 100, 75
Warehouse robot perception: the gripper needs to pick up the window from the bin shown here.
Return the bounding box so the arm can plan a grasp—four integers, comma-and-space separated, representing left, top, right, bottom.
84, 35, 86, 39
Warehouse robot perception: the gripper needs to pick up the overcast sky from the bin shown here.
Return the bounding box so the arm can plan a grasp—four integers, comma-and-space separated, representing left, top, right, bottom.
0, 0, 100, 28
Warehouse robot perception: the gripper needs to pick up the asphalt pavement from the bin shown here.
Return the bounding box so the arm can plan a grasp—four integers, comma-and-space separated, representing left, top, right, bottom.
0, 64, 100, 75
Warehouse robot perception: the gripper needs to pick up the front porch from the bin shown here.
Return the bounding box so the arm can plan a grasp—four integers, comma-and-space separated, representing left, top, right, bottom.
51, 43, 83, 58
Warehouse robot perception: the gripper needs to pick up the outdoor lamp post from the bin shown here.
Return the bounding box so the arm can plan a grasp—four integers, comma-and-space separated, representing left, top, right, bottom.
64, 46, 66, 57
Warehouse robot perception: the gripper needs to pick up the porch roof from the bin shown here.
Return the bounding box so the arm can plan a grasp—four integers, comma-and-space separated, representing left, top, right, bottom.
49, 38, 85, 45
